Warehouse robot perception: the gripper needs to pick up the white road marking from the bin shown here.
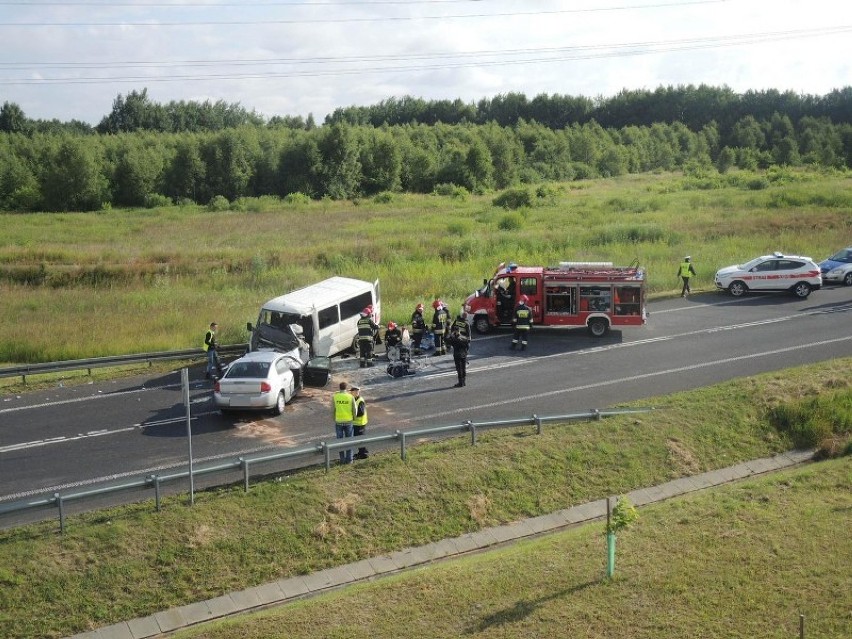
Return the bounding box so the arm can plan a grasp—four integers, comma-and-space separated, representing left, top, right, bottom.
412, 334, 852, 423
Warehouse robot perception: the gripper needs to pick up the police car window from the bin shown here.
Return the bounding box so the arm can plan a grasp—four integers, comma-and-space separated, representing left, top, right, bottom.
753, 260, 777, 272
776, 260, 804, 270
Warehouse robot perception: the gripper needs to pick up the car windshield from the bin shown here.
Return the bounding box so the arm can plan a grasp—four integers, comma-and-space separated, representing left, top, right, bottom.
226, 361, 271, 379
827, 248, 852, 263
740, 257, 765, 271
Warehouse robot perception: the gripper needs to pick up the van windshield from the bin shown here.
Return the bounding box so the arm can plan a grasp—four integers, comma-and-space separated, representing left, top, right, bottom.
252, 309, 305, 351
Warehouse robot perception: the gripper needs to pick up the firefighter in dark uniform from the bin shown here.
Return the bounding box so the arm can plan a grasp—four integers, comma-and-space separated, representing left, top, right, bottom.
431, 299, 449, 356
357, 308, 379, 367
410, 303, 427, 355
511, 295, 532, 350
384, 321, 402, 360
447, 310, 471, 387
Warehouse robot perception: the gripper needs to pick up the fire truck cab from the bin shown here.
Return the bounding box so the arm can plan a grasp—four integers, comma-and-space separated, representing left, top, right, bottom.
463, 261, 647, 337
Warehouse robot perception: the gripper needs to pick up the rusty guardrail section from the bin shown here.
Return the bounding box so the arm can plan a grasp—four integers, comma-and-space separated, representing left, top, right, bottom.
0, 407, 656, 533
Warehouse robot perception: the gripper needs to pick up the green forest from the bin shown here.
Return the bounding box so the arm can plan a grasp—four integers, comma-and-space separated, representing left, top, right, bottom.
1, 84, 850, 212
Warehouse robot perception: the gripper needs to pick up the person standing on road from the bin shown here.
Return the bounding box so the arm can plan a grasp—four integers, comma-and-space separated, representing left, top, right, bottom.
410, 303, 427, 355
431, 300, 449, 356
446, 312, 471, 387
351, 386, 369, 460
357, 308, 380, 368
511, 296, 532, 350
678, 256, 697, 297
332, 381, 356, 464
203, 322, 223, 379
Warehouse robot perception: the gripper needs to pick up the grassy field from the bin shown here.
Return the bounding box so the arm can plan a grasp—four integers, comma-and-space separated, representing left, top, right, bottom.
171, 458, 852, 639
0, 357, 849, 639
1, 168, 850, 363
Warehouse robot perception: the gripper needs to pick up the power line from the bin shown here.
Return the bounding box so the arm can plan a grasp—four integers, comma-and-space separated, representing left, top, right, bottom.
0, 1, 731, 27
0, 26, 846, 71
2, 25, 847, 86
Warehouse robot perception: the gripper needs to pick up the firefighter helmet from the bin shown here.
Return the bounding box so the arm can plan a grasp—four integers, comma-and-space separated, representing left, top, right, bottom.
432, 299, 442, 309
362, 307, 371, 316
387, 321, 397, 330
520, 295, 529, 305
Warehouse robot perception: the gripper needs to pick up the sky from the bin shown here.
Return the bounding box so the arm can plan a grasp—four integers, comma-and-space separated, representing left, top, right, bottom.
1, 0, 850, 126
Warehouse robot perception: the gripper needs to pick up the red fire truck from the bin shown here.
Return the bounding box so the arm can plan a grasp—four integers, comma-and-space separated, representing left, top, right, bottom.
463, 261, 647, 337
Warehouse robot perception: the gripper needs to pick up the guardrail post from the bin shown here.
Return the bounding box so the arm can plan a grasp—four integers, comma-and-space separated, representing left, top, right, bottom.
150, 475, 161, 512
322, 441, 331, 472
398, 430, 406, 461
593, 408, 601, 421
466, 420, 476, 446
56, 492, 64, 535
240, 458, 249, 492
533, 414, 542, 435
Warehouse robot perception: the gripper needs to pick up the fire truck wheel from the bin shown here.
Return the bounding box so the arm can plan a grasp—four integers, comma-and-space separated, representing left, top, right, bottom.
473, 315, 492, 334
588, 318, 609, 337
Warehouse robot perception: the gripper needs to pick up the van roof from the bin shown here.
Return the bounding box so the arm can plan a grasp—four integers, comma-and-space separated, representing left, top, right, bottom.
261, 276, 374, 314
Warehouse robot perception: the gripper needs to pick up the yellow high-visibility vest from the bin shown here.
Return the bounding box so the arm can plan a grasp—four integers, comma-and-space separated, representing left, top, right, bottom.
333, 391, 355, 423
353, 397, 367, 427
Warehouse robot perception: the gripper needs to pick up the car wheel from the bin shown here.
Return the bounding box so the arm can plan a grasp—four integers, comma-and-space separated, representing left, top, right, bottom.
473, 315, 491, 334
588, 317, 609, 337
791, 282, 811, 299
843, 272, 852, 287
728, 281, 747, 297
273, 391, 286, 415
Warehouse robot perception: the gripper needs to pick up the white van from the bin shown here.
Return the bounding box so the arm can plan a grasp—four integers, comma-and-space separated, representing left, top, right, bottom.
247, 277, 381, 357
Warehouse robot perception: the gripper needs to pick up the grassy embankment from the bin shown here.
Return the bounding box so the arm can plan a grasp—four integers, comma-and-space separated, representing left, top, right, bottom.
172, 458, 852, 639
0, 168, 850, 366
0, 358, 849, 638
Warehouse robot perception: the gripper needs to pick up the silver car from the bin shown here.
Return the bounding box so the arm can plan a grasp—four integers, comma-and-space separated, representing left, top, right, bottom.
819, 247, 852, 286
213, 349, 302, 415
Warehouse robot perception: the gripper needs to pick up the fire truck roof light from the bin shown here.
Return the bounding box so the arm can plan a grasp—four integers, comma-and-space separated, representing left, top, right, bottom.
558, 261, 614, 269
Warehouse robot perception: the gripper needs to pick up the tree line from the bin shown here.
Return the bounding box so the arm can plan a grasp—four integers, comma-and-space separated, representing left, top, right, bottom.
0, 85, 850, 212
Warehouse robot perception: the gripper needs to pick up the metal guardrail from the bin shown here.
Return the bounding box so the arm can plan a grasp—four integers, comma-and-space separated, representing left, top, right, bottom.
0, 344, 249, 383
0, 407, 656, 533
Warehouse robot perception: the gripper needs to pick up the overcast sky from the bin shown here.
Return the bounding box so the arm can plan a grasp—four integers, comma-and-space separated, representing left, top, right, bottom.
1, 0, 850, 126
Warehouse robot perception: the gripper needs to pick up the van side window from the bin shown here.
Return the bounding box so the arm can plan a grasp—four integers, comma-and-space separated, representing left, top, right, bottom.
317, 305, 340, 330
340, 291, 373, 320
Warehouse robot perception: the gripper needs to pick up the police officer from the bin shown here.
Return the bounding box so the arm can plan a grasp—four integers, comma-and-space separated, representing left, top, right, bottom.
447, 310, 471, 387
332, 382, 356, 464
410, 303, 427, 355
351, 386, 369, 460
357, 308, 380, 367
431, 299, 449, 356
384, 321, 403, 360
203, 322, 223, 379
511, 296, 532, 350
678, 256, 697, 297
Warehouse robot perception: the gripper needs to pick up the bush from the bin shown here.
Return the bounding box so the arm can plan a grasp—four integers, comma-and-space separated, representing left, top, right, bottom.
143, 193, 172, 209
498, 212, 524, 231
745, 177, 770, 191
207, 195, 230, 211
492, 188, 533, 210
373, 191, 394, 204
433, 183, 469, 200
284, 192, 312, 205
768, 390, 852, 450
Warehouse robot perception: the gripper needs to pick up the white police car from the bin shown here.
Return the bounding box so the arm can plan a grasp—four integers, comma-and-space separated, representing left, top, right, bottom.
714, 252, 822, 298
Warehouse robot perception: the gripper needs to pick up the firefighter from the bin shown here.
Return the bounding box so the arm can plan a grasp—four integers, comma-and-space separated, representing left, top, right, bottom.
384, 321, 403, 360
357, 308, 379, 367
410, 303, 427, 355
511, 295, 532, 350
431, 299, 449, 356
447, 310, 471, 387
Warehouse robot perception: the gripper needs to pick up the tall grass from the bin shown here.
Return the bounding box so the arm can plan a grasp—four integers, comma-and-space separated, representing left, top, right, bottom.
1, 169, 850, 363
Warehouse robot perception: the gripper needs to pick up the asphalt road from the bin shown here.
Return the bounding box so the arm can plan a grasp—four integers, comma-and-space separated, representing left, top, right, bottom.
2, 286, 851, 522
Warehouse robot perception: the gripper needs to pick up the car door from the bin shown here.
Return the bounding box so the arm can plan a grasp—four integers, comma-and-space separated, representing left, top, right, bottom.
749, 258, 778, 290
